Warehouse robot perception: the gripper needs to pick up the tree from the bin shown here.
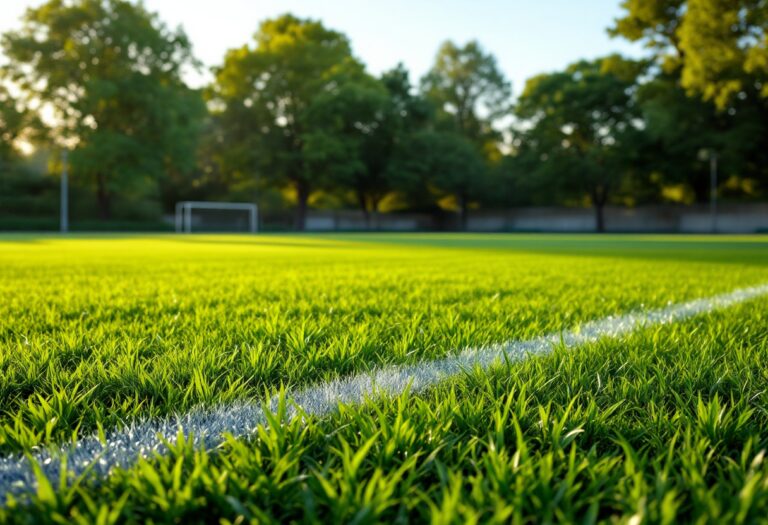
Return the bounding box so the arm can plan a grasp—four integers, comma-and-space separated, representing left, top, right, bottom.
635, 72, 768, 203
305, 65, 431, 225
421, 40, 511, 144
612, 0, 768, 200
0, 86, 36, 163
417, 40, 509, 224
393, 131, 486, 228
0, 86, 54, 224
355, 66, 431, 220
610, 1, 686, 59
1, 0, 204, 220
210, 15, 362, 230
677, 0, 768, 109
302, 73, 389, 225
614, 0, 768, 109
515, 56, 646, 232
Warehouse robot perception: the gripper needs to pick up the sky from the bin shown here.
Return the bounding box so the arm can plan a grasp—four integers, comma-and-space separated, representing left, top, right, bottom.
0, 0, 643, 97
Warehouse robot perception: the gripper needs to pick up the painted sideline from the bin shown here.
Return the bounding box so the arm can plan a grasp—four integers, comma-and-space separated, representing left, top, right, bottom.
2, 283, 768, 503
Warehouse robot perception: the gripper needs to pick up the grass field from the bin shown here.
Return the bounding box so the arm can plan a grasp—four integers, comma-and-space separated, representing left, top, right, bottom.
1, 233, 768, 523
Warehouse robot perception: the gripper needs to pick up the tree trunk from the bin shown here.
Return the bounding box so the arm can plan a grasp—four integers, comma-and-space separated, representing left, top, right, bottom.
294, 180, 309, 231
691, 172, 710, 204
591, 186, 608, 233
371, 195, 382, 231
96, 173, 111, 221
357, 189, 371, 230
458, 193, 468, 231
594, 202, 606, 233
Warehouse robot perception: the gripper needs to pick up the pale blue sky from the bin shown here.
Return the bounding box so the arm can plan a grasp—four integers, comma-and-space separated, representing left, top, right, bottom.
0, 0, 643, 97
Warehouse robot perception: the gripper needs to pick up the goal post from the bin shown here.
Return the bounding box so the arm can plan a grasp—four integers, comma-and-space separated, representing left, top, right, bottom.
175, 201, 258, 233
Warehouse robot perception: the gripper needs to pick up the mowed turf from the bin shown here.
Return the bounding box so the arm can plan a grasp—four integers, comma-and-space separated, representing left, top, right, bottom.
1, 233, 768, 523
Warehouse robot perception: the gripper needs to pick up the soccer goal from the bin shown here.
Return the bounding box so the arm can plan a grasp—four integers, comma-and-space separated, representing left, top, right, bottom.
175, 201, 258, 233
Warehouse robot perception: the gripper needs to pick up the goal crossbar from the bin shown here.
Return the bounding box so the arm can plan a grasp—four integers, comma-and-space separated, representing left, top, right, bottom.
175, 201, 258, 233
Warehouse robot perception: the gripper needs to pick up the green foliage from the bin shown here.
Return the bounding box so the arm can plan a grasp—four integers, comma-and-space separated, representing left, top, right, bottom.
422, 40, 511, 144
416, 41, 509, 221
305, 65, 432, 220
1, 3, 768, 227
0, 86, 37, 163
210, 14, 363, 229
1, 0, 205, 220
1, 234, 768, 522
515, 56, 647, 230
0, 166, 58, 220
1, 148, 57, 225
302, 72, 391, 218
393, 131, 487, 225
612, 0, 768, 109
637, 73, 768, 202
610, 0, 686, 58
612, 0, 768, 202
677, 0, 768, 108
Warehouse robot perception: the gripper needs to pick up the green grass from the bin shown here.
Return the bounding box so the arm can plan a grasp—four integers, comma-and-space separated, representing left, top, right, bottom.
1, 233, 768, 523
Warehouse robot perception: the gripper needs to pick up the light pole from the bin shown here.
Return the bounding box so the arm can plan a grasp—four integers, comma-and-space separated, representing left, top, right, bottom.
60, 149, 69, 233
709, 152, 718, 233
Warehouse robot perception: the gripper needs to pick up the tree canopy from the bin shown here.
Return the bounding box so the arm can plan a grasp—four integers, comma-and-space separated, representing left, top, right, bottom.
612, 0, 768, 202
515, 56, 646, 231
210, 14, 363, 229
1, 0, 204, 219
2, 3, 768, 231
421, 40, 511, 144
0, 86, 36, 163
677, 0, 768, 108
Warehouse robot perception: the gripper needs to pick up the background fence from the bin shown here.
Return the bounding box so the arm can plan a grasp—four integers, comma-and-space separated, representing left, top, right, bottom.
301, 204, 768, 233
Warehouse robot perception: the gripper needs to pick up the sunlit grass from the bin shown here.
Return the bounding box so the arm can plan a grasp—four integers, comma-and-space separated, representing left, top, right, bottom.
1, 233, 767, 522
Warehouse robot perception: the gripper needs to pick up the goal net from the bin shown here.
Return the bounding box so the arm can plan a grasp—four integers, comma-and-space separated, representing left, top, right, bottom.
175, 201, 258, 233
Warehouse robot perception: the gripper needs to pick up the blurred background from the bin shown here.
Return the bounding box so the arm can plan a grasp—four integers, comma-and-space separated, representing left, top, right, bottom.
1, 0, 767, 233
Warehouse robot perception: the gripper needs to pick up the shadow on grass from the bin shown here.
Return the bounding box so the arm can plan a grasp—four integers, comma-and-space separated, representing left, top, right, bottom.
2, 232, 767, 267
319, 233, 768, 267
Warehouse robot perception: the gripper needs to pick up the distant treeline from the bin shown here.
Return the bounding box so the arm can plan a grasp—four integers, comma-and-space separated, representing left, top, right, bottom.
1, 0, 767, 231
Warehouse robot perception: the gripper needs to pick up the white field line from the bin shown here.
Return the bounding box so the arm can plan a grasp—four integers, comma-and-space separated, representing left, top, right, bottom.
1, 283, 768, 503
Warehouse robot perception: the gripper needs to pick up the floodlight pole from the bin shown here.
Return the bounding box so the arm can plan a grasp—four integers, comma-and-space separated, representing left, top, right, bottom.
710, 152, 718, 233
60, 149, 69, 233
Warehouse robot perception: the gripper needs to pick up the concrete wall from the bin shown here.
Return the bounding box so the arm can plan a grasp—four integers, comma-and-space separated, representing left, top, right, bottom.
305, 211, 434, 232
304, 204, 768, 233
